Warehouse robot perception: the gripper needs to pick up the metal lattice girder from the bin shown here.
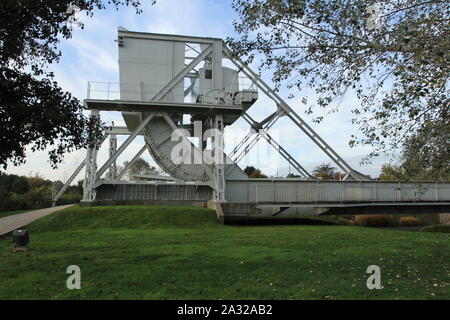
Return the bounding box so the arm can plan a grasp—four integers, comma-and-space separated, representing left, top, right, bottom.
184, 77, 197, 97
228, 111, 280, 159
107, 134, 118, 180
83, 109, 102, 201
95, 112, 156, 179
228, 129, 255, 159
222, 46, 371, 181
260, 131, 317, 180
116, 145, 147, 180
212, 114, 226, 201
240, 112, 315, 179
53, 158, 86, 203
232, 110, 282, 163
92, 44, 217, 185
105, 126, 143, 136
233, 131, 264, 164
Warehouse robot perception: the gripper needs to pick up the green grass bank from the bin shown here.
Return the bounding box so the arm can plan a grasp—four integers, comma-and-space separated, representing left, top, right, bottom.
0, 205, 448, 300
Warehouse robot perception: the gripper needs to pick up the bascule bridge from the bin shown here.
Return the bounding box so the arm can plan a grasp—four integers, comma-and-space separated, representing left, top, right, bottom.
53, 29, 450, 223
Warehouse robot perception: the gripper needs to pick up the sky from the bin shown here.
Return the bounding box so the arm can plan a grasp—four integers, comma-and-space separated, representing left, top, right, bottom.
4, 0, 393, 182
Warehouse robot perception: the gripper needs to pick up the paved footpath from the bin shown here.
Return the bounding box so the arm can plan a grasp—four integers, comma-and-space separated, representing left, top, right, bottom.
0, 205, 74, 236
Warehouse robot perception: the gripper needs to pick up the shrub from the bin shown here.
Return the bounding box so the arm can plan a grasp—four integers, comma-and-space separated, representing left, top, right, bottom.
341, 219, 356, 226
399, 216, 421, 226
355, 214, 395, 227
336, 217, 355, 226
421, 225, 450, 233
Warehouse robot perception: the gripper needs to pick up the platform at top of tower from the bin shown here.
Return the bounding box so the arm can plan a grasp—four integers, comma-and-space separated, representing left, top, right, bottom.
84, 29, 258, 126
83, 97, 255, 126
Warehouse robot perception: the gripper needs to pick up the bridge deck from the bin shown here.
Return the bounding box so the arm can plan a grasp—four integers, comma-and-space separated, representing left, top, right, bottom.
226, 179, 450, 204
90, 180, 450, 220
93, 179, 450, 216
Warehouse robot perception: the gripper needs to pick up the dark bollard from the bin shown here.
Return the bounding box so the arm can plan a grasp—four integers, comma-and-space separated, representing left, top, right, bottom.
12, 229, 30, 248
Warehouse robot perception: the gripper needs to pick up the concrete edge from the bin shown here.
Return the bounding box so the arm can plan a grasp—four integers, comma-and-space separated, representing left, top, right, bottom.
80, 200, 208, 207
207, 201, 225, 224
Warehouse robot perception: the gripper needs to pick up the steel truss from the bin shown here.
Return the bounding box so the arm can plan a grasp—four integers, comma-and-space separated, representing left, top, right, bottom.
222, 46, 371, 181
57, 31, 373, 204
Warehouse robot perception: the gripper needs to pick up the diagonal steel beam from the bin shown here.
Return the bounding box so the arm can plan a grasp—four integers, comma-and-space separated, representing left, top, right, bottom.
96, 112, 155, 179
96, 46, 216, 185
240, 114, 316, 179
184, 77, 197, 97
228, 129, 256, 159
260, 131, 317, 180
230, 111, 282, 159
94, 48, 212, 183
223, 46, 370, 181
152, 45, 212, 101
233, 132, 264, 164
116, 145, 147, 180
53, 159, 86, 202
53, 134, 109, 203
259, 111, 280, 129
232, 110, 282, 163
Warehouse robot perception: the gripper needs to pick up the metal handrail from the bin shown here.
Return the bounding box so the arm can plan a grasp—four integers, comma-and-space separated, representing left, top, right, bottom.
86, 80, 257, 102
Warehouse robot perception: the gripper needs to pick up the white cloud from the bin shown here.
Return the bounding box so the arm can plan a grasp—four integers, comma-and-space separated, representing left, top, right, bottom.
6, 1, 389, 181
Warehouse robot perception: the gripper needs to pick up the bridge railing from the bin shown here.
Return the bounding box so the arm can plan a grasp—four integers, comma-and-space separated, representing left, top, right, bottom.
86, 79, 257, 103
225, 180, 450, 204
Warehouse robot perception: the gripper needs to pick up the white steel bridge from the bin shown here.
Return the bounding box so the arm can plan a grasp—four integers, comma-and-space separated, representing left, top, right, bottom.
53, 29, 450, 223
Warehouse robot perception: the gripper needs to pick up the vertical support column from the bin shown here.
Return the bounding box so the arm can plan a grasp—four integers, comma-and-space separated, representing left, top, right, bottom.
212, 39, 225, 201
82, 144, 93, 201
82, 109, 100, 202
212, 39, 223, 90
213, 114, 226, 202
107, 134, 118, 180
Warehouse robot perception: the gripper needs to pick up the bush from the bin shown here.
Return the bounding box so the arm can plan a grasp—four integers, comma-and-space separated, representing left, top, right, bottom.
335, 217, 355, 226
421, 225, 450, 233
341, 219, 356, 226
58, 192, 82, 205
399, 216, 421, 226
355, 214, 395, 227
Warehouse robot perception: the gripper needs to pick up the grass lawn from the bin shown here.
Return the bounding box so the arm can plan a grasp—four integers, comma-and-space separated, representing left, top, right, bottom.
0, 205, 448, 300
0, 209, 32, 219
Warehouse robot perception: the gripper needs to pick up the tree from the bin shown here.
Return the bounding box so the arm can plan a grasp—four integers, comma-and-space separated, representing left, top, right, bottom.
313, 163, 344, 180
249, 169, 268, 178
378, 164, 405, 181
286, 173, 301, 178
0, 1, 149, 170
229, 0, 449, 167
10, 176, 30, 194
400, 121, 450, 181
0, 172, 29, 194
244, 165, 268, 178
123, 158, 159, 180
244, 166, 257, 176
379, 125, 450, 181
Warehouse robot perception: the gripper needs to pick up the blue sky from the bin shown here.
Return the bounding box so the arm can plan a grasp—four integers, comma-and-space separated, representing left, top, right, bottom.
5, 0, 392, 181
